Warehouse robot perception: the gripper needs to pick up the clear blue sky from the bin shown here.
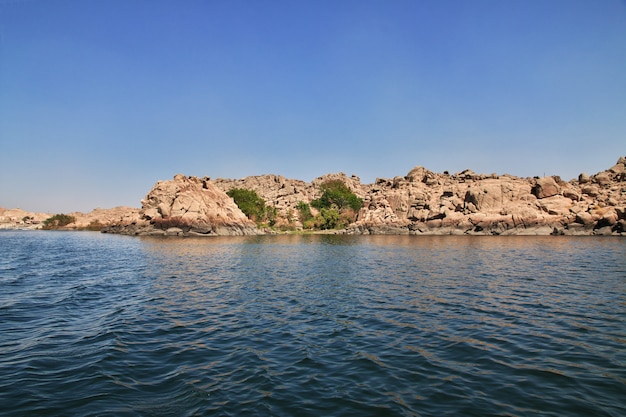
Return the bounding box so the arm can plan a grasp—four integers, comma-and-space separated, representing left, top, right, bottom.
1, 0, 625, 213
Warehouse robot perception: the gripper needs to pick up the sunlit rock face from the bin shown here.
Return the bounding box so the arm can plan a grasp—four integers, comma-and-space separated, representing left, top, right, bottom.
213, 172, 366, 230
9, 156, 622, 236
103, 174, 258, 236
347, 157, 626, 235
98, 156, 625, 236
214, 157, 626, 236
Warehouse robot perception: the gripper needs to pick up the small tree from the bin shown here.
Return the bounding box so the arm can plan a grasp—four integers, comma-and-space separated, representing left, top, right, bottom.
311, 180, 363, 212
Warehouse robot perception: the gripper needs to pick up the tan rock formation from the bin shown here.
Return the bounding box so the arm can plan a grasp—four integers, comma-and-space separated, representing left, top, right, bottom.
0, 208, 50, 229
347, 157, 626, 235
104, 174, 258, 236
0, 206, 142, 230
8, 157, 625, 236
214, 172, 366, 229
209, 158, 625, 236
66, 207, 141, 229
532, 177, 560, 199
214, 174, 313, 229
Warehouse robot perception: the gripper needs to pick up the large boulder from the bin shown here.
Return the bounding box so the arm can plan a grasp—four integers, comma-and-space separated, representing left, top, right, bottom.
532, 177, 560, 199
463, 180, 508, 212
138, 175, 258, 235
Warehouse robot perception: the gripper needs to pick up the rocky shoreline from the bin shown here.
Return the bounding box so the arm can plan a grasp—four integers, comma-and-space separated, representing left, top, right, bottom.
215, 157, 626, 236
3, 157, 625, 236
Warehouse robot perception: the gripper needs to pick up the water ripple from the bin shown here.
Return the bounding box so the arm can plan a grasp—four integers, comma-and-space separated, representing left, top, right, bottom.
0, 232, 624, 416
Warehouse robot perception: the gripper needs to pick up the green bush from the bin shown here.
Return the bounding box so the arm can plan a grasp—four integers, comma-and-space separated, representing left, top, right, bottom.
43, 213, 76, 229
307, 180, 363, 229
227, 188, 274, 226
316, 207, 341, 230
311, 180, 363, 212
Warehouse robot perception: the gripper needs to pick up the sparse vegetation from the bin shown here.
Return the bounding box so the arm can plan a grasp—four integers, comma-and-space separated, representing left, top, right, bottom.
311, 179, 363, 213
84, 220, 104, 231
227, 182, 363, 232
43, 214, 76, 229
227, 188, 275, 226
296, 201, 313, 227
314, 207, 342, 230
297, 180, 364, 230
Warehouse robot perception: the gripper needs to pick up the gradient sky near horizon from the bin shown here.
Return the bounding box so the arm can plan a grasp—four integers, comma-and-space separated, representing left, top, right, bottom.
1, 0, 625, 213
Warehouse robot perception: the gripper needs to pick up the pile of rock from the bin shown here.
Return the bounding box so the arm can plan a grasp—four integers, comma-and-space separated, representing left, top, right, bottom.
101, 156, 625, 236
64, 207, 141, 230
104, 174, 258, 236
349, 157, 626, 235
213, 172, 365, 229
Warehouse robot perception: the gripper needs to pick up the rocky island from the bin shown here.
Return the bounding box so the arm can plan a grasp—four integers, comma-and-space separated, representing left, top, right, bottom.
3, 157, 625, 236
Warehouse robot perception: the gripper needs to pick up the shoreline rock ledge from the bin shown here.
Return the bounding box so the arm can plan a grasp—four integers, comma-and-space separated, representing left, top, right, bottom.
102, 157, 626, 236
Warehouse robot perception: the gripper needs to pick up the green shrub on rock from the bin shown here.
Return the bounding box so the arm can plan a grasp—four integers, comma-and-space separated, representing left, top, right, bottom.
311, 180, 363, 212
227, 188, 274, 226
315, 207, 342, 230
308, 180, 363, 229
43, 214, 76, 229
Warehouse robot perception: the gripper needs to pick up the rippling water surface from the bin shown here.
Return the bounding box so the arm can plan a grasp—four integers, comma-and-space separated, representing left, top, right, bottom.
0, 231, 625, 416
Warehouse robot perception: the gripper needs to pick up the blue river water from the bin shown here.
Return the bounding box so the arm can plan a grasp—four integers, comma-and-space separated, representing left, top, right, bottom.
0, 231, 625, 416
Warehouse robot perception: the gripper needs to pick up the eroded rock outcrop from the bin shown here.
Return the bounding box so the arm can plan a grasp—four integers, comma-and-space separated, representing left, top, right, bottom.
212, 157, 625, 236
104, 174, 258, 236
214, 172, 366, 229
102, 156, 626, 236
67, 207, 142, 229
348, 157, 626, 235
0, 206, 143, 230
0, 208, 50, 229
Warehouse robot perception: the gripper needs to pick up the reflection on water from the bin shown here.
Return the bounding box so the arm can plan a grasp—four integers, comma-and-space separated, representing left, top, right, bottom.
0, 232, 625, 416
